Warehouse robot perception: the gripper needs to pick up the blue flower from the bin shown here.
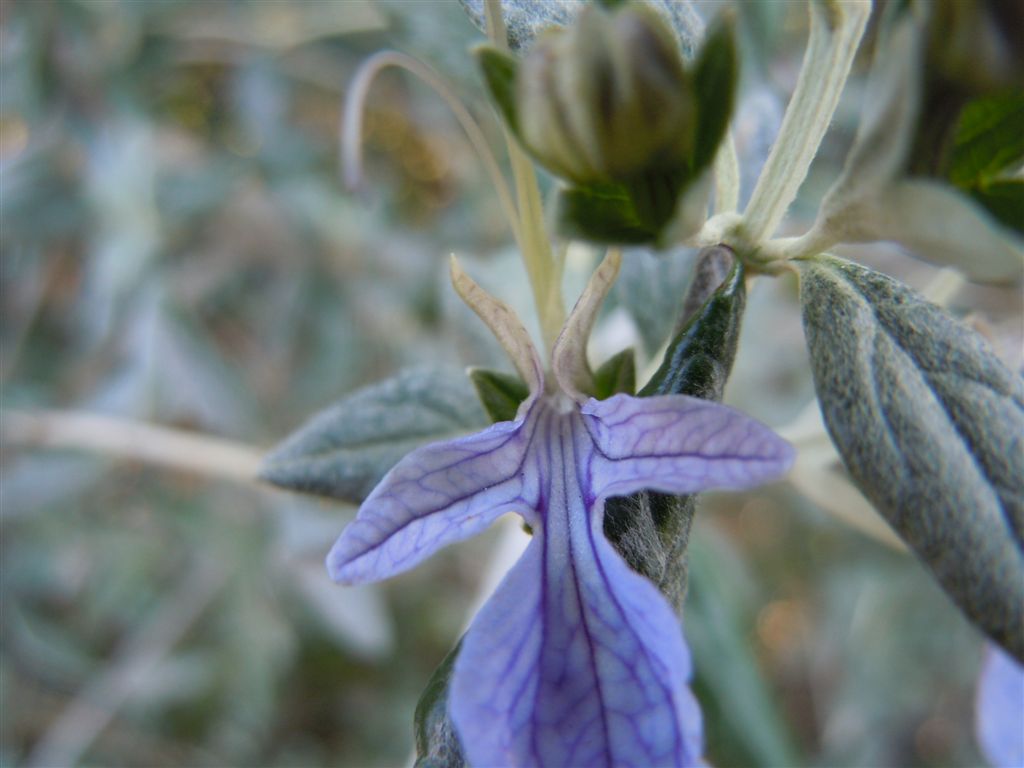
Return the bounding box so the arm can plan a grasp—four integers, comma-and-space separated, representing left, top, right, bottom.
977, 644, 1024, 768
327, 252, 794, 767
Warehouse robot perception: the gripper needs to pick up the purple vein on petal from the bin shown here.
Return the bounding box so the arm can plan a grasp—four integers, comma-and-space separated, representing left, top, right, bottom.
327, 408, 541, 584
582, 393, 795, 499
329, 366, 793, 764
450, 400, 704, 768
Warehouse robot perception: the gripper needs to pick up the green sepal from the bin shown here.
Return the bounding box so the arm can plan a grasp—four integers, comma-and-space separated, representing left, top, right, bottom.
640, 257, 746, 399
414, 640, 466, 768
593, 348, 637, 399
474, 45, 521, 138
604, 247, 747, 608
554, 182, 658, 245
468, 367, 530, 424
691, 14, 739, 175
624, 168, 690, 238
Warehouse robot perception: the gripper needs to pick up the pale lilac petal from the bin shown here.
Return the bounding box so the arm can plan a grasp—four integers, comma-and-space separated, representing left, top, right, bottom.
977, 644, 1024, 768
582, 393, 794, 498
327, 410, 538, 584
450, 409, 703, 768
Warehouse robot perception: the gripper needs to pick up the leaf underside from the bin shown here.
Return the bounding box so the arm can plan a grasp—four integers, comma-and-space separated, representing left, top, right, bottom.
800, 255, 1024, 661
260, 367, 486, 505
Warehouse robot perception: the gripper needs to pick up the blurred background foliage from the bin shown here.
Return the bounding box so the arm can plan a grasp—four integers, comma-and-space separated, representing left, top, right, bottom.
0, 1, 1020, 766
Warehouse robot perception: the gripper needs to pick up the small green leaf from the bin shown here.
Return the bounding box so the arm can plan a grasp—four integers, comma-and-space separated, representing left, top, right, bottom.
800, 254, 1024, 661
592, 348, 636, 399
946, 93, 1024, 233
473, 45, 520, 137
691, 14, 738, 174
554, 182, 658, 245
948, 93, 1024, 190
640, 255, 745, 399
468, 367, 529, 424
260, 367, 486, 504
414, 642, 466, 768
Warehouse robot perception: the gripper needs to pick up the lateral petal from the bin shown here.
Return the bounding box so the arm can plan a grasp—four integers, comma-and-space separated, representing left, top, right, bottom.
583, 392, 794, 498
327, 412, 538, 584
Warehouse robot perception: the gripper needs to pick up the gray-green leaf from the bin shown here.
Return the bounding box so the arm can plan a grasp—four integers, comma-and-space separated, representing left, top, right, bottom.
260, 367, 487, 504
458, 0, 703, 59
800, 254, 1024, 660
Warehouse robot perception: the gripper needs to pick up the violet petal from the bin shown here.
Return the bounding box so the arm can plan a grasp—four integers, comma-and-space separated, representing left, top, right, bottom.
327, 412, 537, 584
977, 644, 1024, 768
450, 406, 703, 767
582, 393, 795, 498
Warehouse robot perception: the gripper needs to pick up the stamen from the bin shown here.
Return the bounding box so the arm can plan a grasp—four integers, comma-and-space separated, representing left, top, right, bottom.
340, 50, 522, 246
552, 249, 622, 401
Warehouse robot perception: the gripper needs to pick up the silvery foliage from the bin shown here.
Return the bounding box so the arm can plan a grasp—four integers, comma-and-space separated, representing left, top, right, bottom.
458, 0, 704, 59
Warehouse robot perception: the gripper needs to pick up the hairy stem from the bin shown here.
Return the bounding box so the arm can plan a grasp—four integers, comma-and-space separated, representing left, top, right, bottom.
340, 50, 522, 247
2, 409, 264, 482
713, 133, 740, 215
484, 0, 566, 355
742, 0, 870, 242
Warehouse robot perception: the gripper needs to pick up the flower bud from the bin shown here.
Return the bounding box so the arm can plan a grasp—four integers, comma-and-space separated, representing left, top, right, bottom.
517, 3, 695, 185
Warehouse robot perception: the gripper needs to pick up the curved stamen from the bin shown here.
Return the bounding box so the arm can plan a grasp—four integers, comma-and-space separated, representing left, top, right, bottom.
340, 50, 522, 246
